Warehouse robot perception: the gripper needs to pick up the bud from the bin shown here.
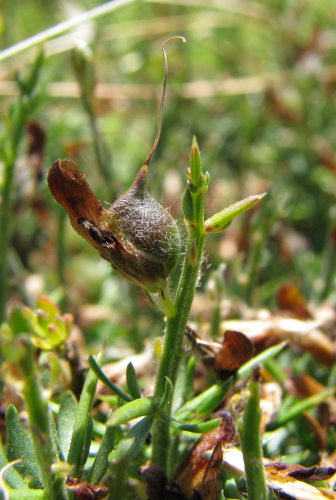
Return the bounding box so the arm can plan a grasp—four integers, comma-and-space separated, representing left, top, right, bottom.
47, 159, 180, 294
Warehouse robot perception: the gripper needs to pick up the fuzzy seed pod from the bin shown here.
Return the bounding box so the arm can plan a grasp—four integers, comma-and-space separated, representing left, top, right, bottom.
48, 159, 181, 294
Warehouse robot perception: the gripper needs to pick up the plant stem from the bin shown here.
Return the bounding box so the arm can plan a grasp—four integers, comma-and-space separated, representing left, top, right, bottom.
0, 102, 28, 321
0, 52, 43, 321
152, 138, 207, 469
20, 340, 66, 499
238, 371, 268, 500
0, 0, 134, 63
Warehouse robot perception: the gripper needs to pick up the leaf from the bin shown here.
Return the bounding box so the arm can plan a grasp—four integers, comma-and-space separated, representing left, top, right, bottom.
80, 415, 93, 469
65, 477, 108, 499
176, 379, 233, 420
0, 438, 27, 489
138, 461, 168, 500
57, 391, 78, 461
88, 355, 132, 403
158, 377, 173, 411
173, 411, 235, 497
276, 388, 335, 425
214, 330, 254, 376
204, 193, 266, 233
106, 397, 156, 426
220, 448, 336, 500
67, 351, 102, 476
126, 362, 141, 400
6, 405, 42, 483
166, 417, 221, 434
265, 462, 336, 482
237, 341, 287, 380
277, 283, 312, 320
200, 442, 223, 500
109, 416, 154, 466
265, 462, 336, 500
86, 426, 115, 485
46, 405, 62, 463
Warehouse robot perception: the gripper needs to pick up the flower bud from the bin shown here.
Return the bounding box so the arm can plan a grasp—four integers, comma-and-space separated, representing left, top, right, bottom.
47, 159, 181, 294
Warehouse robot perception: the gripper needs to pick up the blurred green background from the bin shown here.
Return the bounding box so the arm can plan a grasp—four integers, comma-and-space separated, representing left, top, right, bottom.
1, 0, 336, 350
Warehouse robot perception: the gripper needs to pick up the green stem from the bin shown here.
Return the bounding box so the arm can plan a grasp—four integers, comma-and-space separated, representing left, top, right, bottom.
0, 101, 27, 321
0, 160, 15, 321
238, 374, 268, 500
152, 138, 207, 469
0, 0, 134, 63
0, 52, 43, 321
86, 100, 113, 188
152, 236, 205, 468
20, 340, 66, 499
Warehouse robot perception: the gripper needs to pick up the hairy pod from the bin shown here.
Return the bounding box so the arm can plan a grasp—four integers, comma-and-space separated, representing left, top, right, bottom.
48, 160, 180, 294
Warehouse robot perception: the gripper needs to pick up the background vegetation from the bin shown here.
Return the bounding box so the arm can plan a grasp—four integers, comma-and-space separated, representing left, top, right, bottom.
1, 0, 336, 498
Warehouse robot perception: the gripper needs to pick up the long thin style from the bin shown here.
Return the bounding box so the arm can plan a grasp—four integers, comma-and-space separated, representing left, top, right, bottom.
144, 36, 186, 167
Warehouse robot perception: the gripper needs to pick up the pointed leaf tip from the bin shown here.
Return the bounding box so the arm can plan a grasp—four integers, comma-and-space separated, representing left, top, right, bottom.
192, 135, 199, 149
204, 192, 267, 234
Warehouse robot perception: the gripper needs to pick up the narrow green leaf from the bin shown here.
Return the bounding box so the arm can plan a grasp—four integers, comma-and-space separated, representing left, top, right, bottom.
176, 378, 233, 420
126, 362, 141, 400
67, 351, 102, 476
107, 397, 156, 426
79, 415, 93, 469
6, 405, 42, 483
238, 373, 268, 500
57, 391, 77, 461
2, 489, 46, 499
86, 426, 115, 485
47, 405, 61, 463
237, 341, 287, 380
276, 388, 336, 426
204, 193, 266, 234
0, 438, 27, 489
109, 416, 154, 466
166, 417, 221, 434
157, 377, 173, 411
88, 355, 132, 402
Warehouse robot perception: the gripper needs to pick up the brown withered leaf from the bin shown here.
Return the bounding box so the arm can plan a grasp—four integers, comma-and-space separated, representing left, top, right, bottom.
214, 330, 254, 377
220, 448, 336, 500
65, 478, 109, 499
286, 374, 326, 399
265, 461, 336, 500
47, 159, 125, 271
138, 461, 168, 500
300, 409, 329, 453
48, 159, 105, 245
200, 442, 223, 500
221, 315, 335, 366
320, 452, 336, 488
277, 283, 312, 320
285, 373, 336, 442
267, 462, 336, 481
173, 411, 235, 497
138, 461, 197, 500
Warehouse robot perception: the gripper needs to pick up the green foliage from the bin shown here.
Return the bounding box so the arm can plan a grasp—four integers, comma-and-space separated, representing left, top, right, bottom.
1, 1, 336, 499
1, 296, 72, 350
